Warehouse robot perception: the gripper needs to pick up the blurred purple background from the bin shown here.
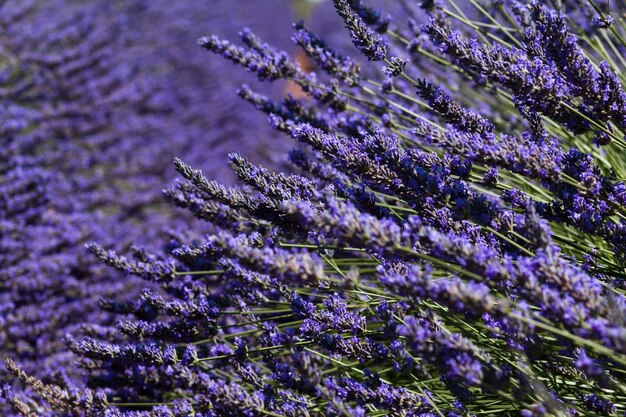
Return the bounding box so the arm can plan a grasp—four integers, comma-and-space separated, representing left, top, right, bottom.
0, 0, 351, 414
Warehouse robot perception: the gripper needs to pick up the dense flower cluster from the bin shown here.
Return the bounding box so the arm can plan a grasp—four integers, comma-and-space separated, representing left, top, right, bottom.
5, 0, 626, 416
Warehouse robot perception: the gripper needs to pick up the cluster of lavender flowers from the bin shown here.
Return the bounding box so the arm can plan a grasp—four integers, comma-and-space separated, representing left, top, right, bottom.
6, 0, 626, 416
0, 0, 296, 415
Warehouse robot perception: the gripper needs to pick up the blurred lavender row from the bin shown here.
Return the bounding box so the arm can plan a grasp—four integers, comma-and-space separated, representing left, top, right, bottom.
0, 0, 323, 414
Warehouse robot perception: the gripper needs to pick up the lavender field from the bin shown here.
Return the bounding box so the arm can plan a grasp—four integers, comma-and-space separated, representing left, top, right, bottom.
2, 0, 626, 416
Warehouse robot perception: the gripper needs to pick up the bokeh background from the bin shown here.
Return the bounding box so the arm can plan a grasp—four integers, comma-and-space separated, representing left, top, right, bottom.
0, 0, 353, 414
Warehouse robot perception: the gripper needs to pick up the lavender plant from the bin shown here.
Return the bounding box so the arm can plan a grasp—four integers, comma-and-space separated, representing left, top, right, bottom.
7, 0, 626, 416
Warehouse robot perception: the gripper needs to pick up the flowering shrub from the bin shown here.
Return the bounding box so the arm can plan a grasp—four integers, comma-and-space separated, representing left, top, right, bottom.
5, 0, 626, 416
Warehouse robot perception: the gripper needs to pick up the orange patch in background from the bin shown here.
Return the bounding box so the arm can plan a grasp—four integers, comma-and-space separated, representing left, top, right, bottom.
284, 50, 315, 99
